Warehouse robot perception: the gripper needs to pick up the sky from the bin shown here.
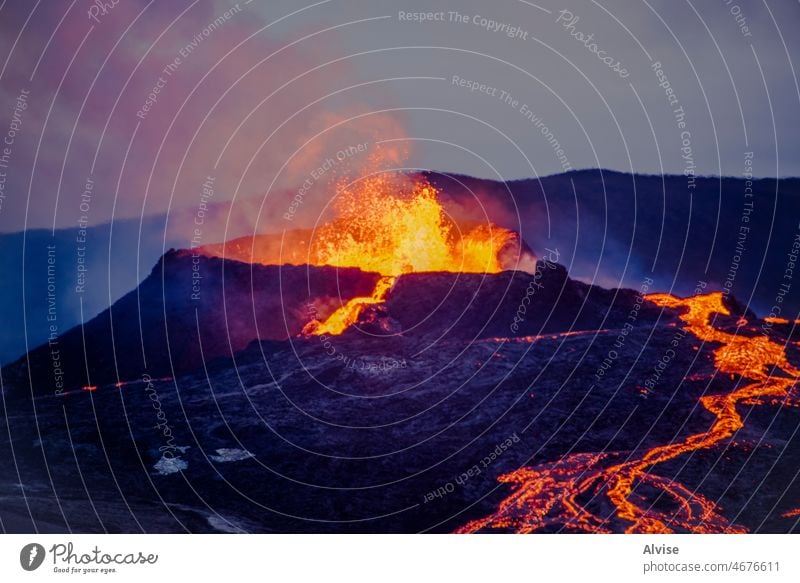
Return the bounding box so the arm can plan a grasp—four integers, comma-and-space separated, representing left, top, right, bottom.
0, 0, 798, 232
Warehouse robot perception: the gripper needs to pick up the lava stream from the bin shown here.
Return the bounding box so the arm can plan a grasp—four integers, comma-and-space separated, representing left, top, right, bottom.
302, 276, 396, 336
457, 292, 798, 533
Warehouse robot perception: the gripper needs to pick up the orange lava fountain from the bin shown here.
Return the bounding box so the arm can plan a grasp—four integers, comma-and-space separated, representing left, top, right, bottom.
303, 173, 523, 336
456, 291, 799, 533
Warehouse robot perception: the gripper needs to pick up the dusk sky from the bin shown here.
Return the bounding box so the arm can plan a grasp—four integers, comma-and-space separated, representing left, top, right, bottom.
0, 0, 798, 231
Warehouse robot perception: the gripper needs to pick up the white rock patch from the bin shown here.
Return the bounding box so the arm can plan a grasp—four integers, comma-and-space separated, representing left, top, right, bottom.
154, 456, 187, 475
209, 448, 255, 463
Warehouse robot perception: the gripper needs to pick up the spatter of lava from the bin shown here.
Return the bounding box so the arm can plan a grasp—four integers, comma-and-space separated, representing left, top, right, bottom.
303, 174, 526, 336
456, 292, 799, 534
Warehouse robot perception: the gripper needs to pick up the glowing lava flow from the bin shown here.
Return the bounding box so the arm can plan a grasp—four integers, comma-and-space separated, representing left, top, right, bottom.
302, 276, 396, 336
783, 508, 800, 519
764, 317, 800, 325
304, 174, 524, 336
456, 292, 799, 533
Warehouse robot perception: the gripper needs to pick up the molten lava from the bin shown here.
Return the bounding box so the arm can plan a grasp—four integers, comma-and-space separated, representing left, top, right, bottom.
315, 176, 516, 276
304, 174, 524, 336
783, 508, 800, 519
457, 291, 799, 534
303, 276, 396, 336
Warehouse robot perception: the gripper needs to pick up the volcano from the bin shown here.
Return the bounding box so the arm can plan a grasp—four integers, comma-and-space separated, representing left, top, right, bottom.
1, 173, 798, 534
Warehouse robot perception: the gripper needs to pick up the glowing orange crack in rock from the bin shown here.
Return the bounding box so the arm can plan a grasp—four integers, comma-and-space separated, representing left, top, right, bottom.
457, 292, 798, 533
